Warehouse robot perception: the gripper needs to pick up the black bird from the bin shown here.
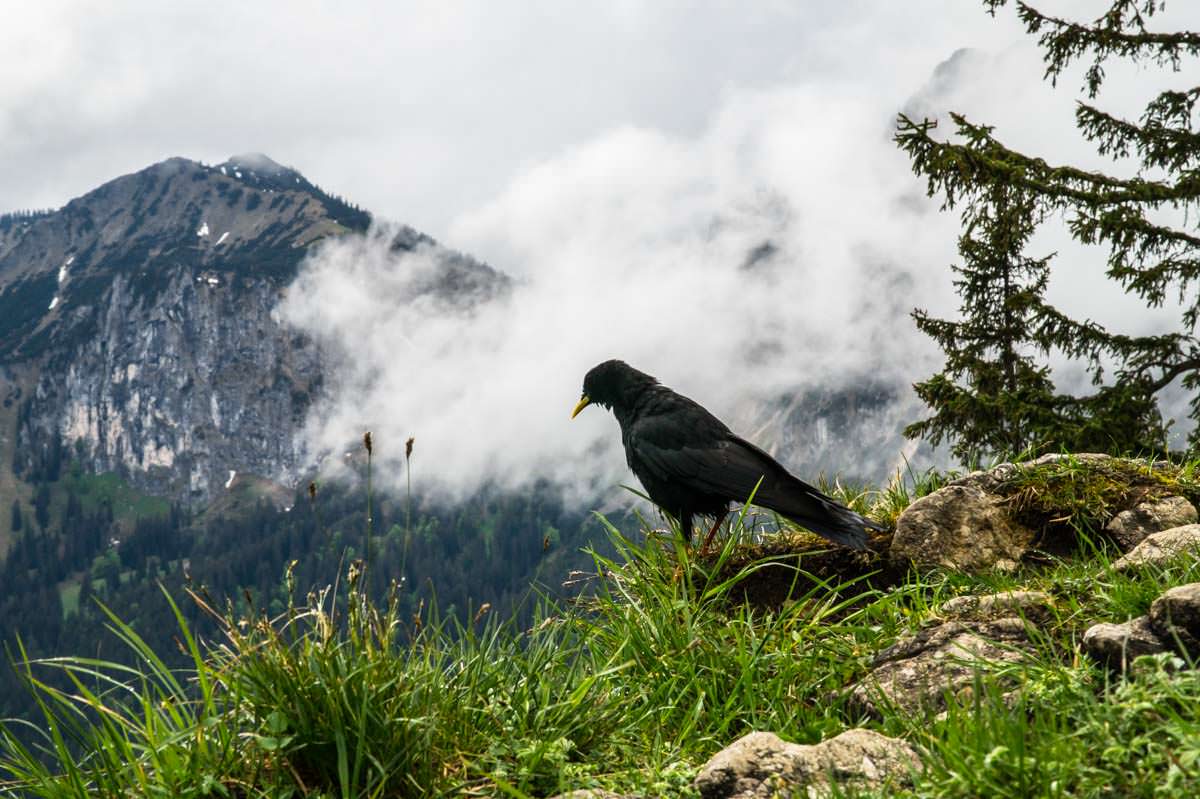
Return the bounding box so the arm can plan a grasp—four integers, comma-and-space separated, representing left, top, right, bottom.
571, 360, 881, 550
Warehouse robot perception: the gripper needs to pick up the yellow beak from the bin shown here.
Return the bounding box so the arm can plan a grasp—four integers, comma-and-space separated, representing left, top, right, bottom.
571, 395, 591, 419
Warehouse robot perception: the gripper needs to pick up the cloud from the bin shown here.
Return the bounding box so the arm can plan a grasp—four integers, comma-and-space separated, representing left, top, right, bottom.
0, 1, 1025, 235
278, 78, 967, 502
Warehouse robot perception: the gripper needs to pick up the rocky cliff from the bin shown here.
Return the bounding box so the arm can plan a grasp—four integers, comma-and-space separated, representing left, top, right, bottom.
0, 154, 505, 503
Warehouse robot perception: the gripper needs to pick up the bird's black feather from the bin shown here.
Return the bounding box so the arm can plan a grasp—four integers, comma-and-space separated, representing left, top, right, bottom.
576, 359, 881, 549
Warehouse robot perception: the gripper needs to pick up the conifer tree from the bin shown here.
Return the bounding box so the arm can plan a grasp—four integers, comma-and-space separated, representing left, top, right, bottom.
33, 483, 51, 530
77, 570, 93, 613
906, 184, 1061, 461
899, 0, 1199, 455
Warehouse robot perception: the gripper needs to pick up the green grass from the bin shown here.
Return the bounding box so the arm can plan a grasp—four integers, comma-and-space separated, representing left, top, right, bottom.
4, 457, 1200, 797
60, 469, 170, 524
1002, 453, 1200, 536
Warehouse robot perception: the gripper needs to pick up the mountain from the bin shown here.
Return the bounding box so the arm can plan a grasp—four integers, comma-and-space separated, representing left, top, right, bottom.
744, 381, 923, 486
0, 154, 505, 505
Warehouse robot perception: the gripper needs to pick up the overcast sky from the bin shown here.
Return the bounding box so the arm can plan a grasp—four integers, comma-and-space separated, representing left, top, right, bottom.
0, 1, 1093, 234
6, 1, 1199, 494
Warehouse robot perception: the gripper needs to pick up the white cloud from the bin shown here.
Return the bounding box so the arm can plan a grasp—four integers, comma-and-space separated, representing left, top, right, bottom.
280, 78, 966, 501
0, 1, 1026, 233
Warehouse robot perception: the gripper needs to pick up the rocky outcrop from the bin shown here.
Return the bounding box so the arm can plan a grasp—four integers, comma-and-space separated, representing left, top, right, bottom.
1083, 582, 1200, 669
1148, 583, 1200, 654
890, 455, 1199, 572
693, 729, 919, 799
890, 484, 1034, 572
1113, 525, 1200, 572
1105, 496, 1197, 551
848, 615, 1036, 716
1081, 617, 1169, 671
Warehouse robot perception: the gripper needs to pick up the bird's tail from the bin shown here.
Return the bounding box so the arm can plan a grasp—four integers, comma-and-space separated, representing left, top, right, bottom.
774, 488, 884, 551
797, 497, 881, 550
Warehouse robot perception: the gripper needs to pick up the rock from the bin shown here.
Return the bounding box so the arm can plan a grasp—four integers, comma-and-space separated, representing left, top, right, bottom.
693, 729, 919, 799
939, 591, 1053, 623
1106, 496, 1198, 551
1082, 616, 1168, 670
1113, 525, 1200, 572
1085, 583, 1200, 667
848, 617, 1034, 716
891, 485, 1036, 572
1029, 453, 1119, 466
1149, 582, 1200, 656
945, 465, 1017, 495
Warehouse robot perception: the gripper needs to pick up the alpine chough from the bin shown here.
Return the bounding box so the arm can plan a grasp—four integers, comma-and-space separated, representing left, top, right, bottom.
571, 359, 880, 550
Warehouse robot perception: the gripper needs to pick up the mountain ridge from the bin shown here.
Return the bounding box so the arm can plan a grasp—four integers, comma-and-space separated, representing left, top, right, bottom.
0, 154, 503, 504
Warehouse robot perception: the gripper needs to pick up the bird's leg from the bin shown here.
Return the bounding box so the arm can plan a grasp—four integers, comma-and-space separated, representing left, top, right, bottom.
679, 511, 694, 546
700, 511, 729, 554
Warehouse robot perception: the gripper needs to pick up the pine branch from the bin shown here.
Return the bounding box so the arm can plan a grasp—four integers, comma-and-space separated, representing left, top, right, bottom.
897, 113, 1200, 211
989, 0, 1200, 96
1075, 94, 1200, 172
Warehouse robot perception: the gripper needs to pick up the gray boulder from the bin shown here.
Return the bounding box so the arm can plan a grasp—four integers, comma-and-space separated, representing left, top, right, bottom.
1082, 616, 1169, 670
1113, 525, 1200, 572
693, 729, 920, 799
891, 484, 1035, 572
1106, 496, 1197, 551
848, 617, 1034, 716
1149, 582, 1200, 657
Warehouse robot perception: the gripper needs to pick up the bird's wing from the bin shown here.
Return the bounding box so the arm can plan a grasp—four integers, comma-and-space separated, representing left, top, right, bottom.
628, 410, 779, 502
631, 415, 876, 548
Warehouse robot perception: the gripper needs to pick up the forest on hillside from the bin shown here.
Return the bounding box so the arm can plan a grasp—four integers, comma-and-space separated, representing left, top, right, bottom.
0, 448, 623, 722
